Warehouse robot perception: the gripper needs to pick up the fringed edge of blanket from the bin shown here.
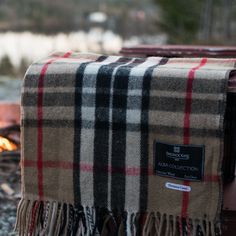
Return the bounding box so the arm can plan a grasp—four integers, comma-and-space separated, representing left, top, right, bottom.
14, 198, 221, 236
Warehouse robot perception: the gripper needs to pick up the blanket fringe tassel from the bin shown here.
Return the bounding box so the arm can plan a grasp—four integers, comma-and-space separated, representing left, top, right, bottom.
14, 199, 221, 236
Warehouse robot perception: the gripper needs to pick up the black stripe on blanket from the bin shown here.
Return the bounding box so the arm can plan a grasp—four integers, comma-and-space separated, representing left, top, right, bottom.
139, 58, 169, 211
74, 55, 107, 206
93, 57, 133, 208
111, 58, 146, 211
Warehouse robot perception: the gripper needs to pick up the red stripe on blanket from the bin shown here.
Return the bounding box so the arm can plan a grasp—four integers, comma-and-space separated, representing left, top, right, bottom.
37, 52, 72, 200
182, 58, 208, 235
23, 159, 218, 181
29, 201, 40, 236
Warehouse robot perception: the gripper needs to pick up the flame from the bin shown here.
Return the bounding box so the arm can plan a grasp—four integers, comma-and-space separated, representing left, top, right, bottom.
0, 136, 17, 152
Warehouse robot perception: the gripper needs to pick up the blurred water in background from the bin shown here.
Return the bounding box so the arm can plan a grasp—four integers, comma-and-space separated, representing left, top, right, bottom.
0, 30, 167, 68
0, 29, 122, 68
0, 77, 21, 102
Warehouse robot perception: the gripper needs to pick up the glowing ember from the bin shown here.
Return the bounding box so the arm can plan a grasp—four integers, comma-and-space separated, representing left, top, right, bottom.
0, 136, 17, 152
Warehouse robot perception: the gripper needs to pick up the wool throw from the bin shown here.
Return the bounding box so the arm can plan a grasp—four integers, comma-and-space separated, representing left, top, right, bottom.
16, 52, 236, 236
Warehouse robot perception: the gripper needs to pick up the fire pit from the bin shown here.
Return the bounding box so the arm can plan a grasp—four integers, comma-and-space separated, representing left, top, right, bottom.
0, 102, 20, 153
0, 102, 20, 235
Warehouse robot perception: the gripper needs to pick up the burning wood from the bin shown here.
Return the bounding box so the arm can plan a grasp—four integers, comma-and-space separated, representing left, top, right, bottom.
0, 125, 20, 153
0, 136, 17, 152
0, 103, 20, 153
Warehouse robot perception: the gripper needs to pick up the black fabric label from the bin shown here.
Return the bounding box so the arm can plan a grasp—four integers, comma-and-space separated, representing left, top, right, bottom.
154, 141, 205, 181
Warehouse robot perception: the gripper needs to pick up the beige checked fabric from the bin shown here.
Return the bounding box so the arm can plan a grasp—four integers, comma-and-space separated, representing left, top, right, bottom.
16, 52, 236, 235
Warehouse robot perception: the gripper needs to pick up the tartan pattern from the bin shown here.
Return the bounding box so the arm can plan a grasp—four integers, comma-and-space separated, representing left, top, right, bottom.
18, 52, 236, 235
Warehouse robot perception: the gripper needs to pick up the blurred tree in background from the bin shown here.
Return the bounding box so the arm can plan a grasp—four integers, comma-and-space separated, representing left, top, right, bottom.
156, 0, 203, 44
156, 0, 236, 44
0, 55, 14, 76
0, 0, 236, 44
0, 0, 157, 36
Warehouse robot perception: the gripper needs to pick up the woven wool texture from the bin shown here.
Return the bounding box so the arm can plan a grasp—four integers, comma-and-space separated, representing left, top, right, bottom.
16, 52, 236, 235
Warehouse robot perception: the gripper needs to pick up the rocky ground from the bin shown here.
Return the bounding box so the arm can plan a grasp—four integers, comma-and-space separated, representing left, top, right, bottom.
0, 152, 20, 236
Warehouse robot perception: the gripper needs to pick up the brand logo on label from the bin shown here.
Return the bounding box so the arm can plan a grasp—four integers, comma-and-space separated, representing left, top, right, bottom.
174, 146, 180, 153
166, 149, 190, 161
165, 182, 191, 192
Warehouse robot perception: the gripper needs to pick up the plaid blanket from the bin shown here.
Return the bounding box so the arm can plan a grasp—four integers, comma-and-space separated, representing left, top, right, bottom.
16, 52, 236, 236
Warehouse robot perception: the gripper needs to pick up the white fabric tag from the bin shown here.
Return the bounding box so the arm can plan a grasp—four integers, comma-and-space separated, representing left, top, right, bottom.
165, 182, 191, 192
